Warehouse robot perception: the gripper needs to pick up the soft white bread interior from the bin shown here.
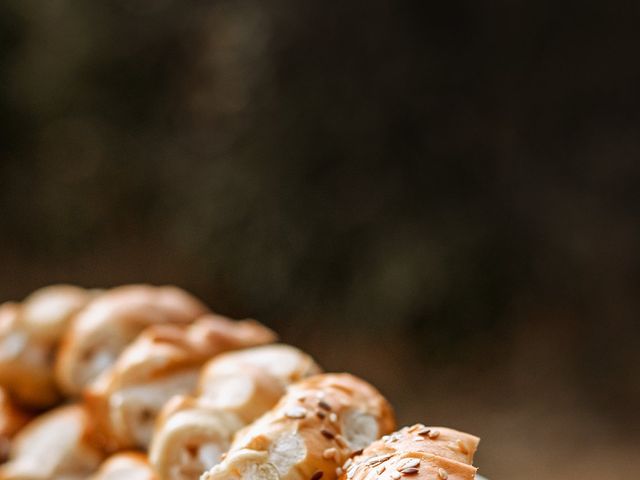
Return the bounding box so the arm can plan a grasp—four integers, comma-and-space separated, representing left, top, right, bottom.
0, 388, 31, 463
0, 404, 104, 480
150, 345, 322, 480
55, 285, 209, 396
85, 315, 277, 451
90, 452, 156, 480
201, 372, 395, 480
341, 424, 479, 480
0, 286, 94, 408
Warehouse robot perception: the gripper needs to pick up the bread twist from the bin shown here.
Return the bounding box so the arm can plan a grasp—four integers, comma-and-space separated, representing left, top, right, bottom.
150, 344, 321, 480
201, 373, 395, 480
0, 285, 95, 408
55, 285, 209, 396
84, 314, 276, 450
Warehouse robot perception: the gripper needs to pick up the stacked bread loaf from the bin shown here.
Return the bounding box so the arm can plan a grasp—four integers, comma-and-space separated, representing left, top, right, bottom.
0, 285, 482, 480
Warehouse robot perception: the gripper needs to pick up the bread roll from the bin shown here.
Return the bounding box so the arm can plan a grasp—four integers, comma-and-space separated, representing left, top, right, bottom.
0, 404, 104, 480
90, 452, 156, 480
85, 315, 276, 451
0, 285, 94, 408
0, 388, 31, 464
201, 373, 395, 480
342, 424, 479, 480
55, 284, 209, 396
150, 344, 322, 480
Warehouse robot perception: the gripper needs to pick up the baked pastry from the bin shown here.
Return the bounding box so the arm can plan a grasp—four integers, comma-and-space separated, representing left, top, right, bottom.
55, 284, 209, 396
90, 452, 156, 480
0, 285, 94, 408
150, 344, 322, 480
201, 373, 395, 480
0, 388, 31, 463
342, 424, 479, 480
0, 404, 104, 480
85, 315, 276, 451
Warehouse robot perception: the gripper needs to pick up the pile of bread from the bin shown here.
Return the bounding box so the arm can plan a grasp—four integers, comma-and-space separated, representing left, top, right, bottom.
0, 285, 481, 480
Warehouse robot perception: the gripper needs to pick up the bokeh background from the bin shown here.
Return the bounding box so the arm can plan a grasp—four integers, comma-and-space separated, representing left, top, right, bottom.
1, 1, 639, 478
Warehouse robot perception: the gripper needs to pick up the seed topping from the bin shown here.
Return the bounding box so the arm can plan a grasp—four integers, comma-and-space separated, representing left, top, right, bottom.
323, 448, 337, 460
321, 429, 335, 440
400, 468, 419, 475
285, 406, 307, 419
396, 459, 420, 470
456, 439, 468, 454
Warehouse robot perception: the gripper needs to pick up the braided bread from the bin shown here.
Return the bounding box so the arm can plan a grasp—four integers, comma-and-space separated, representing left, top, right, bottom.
150, 344, 321, 480
201, 373, 395, 480
55, 285, 209, 396
85, 315, 276, 451
0, 285, 94, 408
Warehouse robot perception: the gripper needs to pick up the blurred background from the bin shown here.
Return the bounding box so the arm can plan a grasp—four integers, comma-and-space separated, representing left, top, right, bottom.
1, 1, 639, 478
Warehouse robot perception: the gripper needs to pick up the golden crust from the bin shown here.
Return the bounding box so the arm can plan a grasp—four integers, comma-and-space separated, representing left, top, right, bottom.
202, 373, 396, 480
55, 284, 209, 396
341, 424, 479, 480
84, 315, 277, 451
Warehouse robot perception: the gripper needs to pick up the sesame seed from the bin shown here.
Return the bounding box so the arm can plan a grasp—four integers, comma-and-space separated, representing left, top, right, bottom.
428, 430, 440, 439
398, 459, 420, 470
336, 468, 344, 477
321, 429, 335, 440
311, 471, 324, 480
318, 400, 332, 411
316, 411, 326, 420
437, 468, 448, 479
367, 454, 392, 466
417, 428, 431, 436
329, 412, 338, 423
413, 436, 424, 441
376, 465, 386, 474
285, 407, 307, 419
344, 459, 353, 470
390, 472, 402, 480
323, 448, 337, 460
400, 468, 419, 475
456, 439, 468, 454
